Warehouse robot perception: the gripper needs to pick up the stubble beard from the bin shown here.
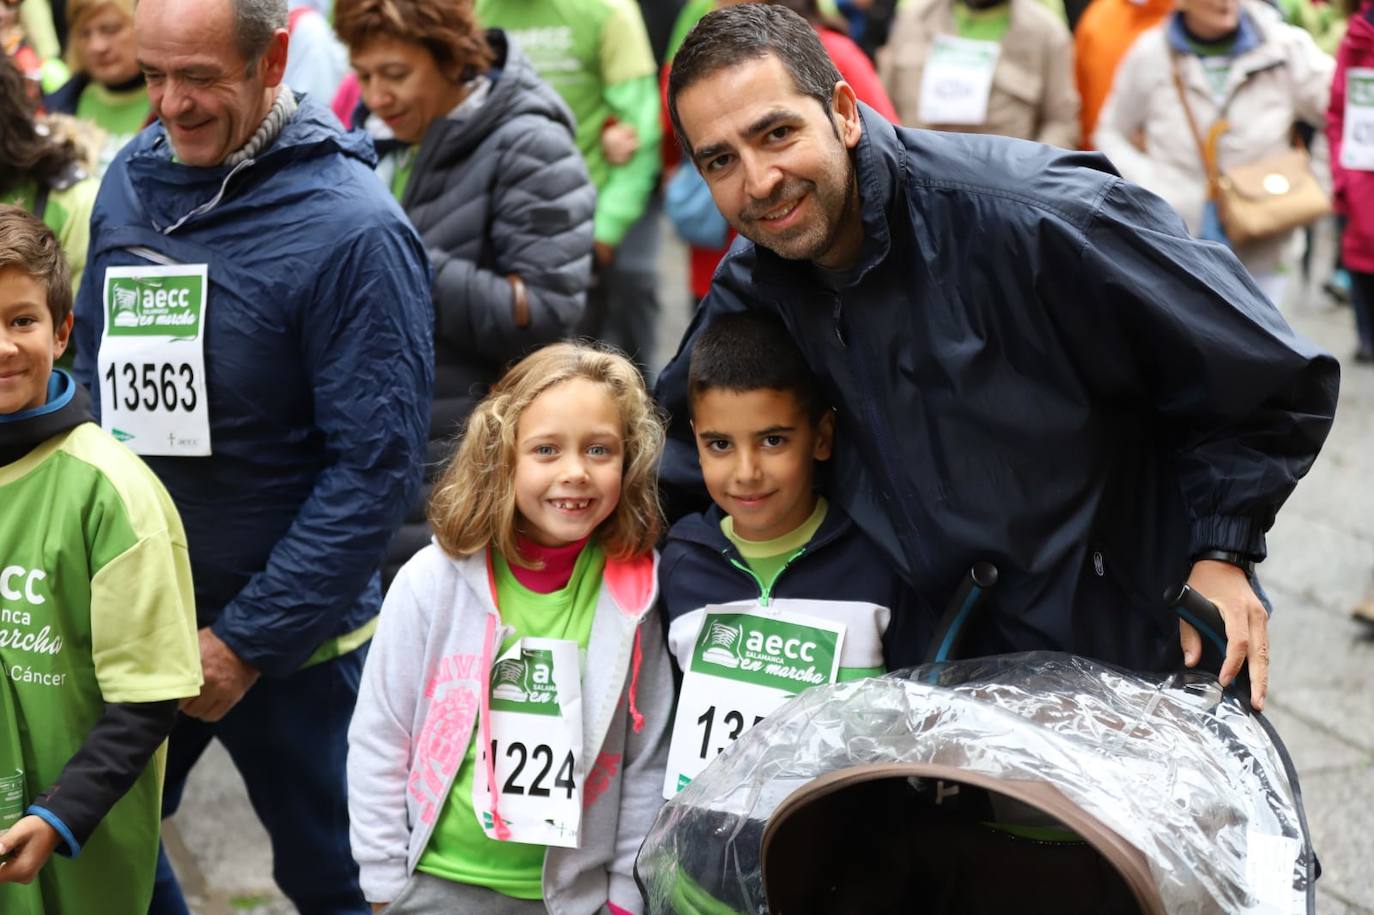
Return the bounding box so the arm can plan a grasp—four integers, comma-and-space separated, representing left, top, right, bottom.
734, 151, 857, 264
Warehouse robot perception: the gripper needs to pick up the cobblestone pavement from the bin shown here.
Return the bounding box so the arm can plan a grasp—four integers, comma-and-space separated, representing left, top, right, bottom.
170, 254, 1373, 914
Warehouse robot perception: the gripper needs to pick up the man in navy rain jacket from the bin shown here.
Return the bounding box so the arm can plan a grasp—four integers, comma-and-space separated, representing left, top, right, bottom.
656, 4, 1339, 711
72, 0, 432, 910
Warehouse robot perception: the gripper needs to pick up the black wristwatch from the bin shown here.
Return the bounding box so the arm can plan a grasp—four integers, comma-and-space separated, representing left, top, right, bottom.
1192, 549, 1256, 576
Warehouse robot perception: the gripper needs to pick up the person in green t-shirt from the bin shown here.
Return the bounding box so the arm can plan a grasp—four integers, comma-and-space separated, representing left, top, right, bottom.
44, 0, 150, 177
0, 205, 202, 915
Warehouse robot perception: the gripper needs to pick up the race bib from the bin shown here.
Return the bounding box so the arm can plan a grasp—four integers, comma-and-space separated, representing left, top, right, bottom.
663, 604, 845, 798
473, 638, 584, 847
918, 35, 1000, 126
96, 264, 211, 456
0, 769, 23, 830
1342, 68, 1374, 172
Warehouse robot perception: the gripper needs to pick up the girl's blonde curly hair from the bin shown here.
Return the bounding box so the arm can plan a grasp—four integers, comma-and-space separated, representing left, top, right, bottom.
428, 343, 665, 567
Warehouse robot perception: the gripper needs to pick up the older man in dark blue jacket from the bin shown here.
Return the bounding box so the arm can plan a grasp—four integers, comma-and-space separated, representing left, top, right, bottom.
71, 0, 432, 911
655, 4, 1339, 712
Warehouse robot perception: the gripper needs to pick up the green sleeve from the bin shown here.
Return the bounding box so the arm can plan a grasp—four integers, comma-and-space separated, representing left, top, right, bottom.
19, 0, 60, 61
47, 178, 98, 298
82, 451, 201, 705
665, 0, 716, 63
596, 75, 662, 246
91, 530, 202, 703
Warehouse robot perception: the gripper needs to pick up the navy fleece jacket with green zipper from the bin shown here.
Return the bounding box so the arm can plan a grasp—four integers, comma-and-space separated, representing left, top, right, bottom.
659, 502, 934, 676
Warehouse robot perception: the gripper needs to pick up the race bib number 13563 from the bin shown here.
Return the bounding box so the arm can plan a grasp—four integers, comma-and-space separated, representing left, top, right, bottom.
96, 264, 212, 456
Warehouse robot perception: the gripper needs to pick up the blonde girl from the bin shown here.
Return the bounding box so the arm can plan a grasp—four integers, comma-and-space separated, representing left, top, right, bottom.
348, 343, 672, 915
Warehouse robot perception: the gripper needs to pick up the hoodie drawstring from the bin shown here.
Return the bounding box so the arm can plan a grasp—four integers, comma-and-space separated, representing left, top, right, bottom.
479, 612, 512, 840
628, 625, 645, 734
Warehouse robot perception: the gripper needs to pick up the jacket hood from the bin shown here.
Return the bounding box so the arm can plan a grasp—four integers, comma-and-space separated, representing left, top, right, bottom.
121, 94, 377, 233
751, 103, 899, 291
0, 370, 94, 465
411, 31, 577, 168
1165, 7, 1262, 57
1348, 5, 1374, 48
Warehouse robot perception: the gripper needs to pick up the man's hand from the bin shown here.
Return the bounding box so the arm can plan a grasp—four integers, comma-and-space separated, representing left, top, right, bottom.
180, 628, 260, 722
0, 815, 62, 884
594, 241, 616, 269
600, 120, 639, 166
1179, 559, 1269, 710
371, 904, 388, 913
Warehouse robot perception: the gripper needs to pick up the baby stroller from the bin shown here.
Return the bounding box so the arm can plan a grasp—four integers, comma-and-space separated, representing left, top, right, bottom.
635, 569, 1318, 915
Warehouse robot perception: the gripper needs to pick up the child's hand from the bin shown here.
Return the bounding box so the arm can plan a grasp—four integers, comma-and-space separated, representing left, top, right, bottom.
0, 815, 62, 884
601, 120, 640, 166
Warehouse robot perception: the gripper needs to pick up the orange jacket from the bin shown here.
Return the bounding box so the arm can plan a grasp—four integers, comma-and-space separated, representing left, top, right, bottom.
1074, 0, 1173, 147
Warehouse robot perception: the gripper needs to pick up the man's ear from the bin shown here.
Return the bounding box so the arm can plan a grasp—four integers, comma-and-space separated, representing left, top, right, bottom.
831, 81, 862, 151
260, 28, 290, 89
813, 408, 836, 462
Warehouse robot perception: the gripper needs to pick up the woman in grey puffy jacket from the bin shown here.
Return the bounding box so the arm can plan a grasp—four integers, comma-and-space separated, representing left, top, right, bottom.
335, 0, 596, 586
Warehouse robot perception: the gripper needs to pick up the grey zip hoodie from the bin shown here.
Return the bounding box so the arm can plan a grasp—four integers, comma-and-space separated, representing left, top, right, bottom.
347, 542, 671, 913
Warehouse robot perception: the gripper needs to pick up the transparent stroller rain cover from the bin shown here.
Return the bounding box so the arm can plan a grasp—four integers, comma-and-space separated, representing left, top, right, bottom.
636, 653, 1316, 915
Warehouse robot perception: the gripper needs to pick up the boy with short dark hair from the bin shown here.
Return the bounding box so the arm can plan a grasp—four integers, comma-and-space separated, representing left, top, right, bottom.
0, 204, 201, 914
658, 310, 930, 797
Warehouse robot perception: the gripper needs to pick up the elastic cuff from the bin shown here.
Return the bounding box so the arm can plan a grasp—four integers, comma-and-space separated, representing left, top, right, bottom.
27, 805, 80, 859
609, 874, 644, 914
359, 863, 410, 905
1188, 515, 1267, 562
211, 622, 285, 678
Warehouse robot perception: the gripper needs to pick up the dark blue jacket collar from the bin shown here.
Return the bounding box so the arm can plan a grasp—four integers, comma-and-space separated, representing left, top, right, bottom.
1166, 10, 1261, 57
122, 94, 378, 233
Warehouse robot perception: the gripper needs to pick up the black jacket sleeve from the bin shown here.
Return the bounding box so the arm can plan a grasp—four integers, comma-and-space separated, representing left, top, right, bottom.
1047, 179, 1340, 561
30, 700, 178, 856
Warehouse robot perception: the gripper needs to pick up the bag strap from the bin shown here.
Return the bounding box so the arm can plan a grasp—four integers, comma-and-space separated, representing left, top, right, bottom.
1170, 56, 1232, 196
1171, 56, 1213, 177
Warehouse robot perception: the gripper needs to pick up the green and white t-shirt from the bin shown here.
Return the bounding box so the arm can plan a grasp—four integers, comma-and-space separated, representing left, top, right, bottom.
0, 423, 201, 915
75, 81, 151, 176
415, 543, 606, 898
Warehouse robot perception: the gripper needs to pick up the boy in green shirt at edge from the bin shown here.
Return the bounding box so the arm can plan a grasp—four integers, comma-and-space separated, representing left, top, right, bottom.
0, 205, 202, 915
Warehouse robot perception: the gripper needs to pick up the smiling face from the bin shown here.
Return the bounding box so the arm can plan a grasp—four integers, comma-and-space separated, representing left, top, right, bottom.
692, 387, 834, 542
676, 54, 865, 270
350, 35, 469, 145
513, 377, 626, 549
135, 0, 288, 167
0, 267, 72, 415
74, 4, 140, 86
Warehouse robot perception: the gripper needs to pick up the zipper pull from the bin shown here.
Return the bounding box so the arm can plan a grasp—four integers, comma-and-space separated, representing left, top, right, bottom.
832, 297, 847, 349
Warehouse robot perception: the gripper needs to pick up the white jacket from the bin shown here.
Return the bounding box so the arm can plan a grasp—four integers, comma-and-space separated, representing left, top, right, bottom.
1094, 4, 1333, 275
347, 543, 672, 914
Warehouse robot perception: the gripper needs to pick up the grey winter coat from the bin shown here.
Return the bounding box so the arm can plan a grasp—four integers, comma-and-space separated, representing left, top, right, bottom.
379, 32, 596, 583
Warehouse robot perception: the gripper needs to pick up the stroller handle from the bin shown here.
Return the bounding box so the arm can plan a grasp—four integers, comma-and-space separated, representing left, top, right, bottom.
1164, 583, 1252, 704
